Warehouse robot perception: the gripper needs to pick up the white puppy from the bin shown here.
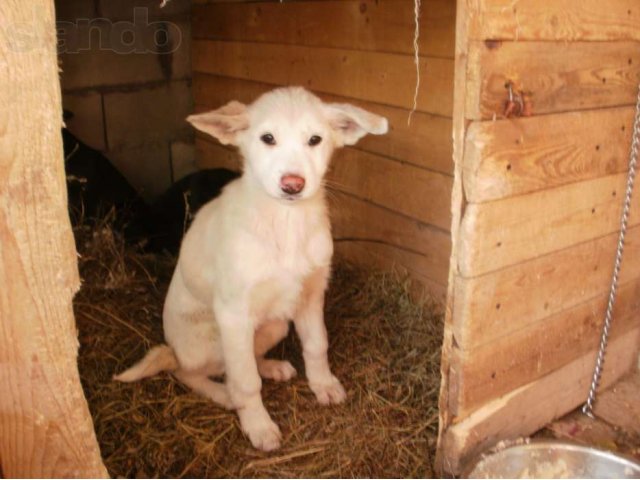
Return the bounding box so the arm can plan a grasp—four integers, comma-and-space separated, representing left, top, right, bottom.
115, 87, 388, 451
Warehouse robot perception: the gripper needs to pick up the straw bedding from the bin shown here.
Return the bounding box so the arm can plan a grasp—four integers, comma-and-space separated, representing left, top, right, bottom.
73, 217, 444, 478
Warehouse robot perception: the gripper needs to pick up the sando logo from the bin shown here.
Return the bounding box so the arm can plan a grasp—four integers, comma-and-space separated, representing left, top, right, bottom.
2, 7, 183, 54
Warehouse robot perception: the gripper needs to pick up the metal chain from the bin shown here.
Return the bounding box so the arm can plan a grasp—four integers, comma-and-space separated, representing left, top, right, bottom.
582, 82, 640, 418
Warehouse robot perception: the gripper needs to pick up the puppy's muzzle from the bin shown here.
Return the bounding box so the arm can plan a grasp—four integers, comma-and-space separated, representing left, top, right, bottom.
280, 174, 305, 195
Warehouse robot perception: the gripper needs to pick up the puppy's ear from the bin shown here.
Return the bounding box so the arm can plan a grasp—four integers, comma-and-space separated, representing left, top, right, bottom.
186, 101, 249, 145
324, 103, 389, 146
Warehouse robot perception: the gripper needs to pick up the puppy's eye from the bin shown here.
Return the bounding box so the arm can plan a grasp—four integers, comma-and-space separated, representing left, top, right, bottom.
261, 133, 276, 146
308, 135, 322, 147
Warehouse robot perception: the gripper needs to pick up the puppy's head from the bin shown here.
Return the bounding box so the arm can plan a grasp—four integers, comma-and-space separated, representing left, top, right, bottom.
187, 87, 388, 202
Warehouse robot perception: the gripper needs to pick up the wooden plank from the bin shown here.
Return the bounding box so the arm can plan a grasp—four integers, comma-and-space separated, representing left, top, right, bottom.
453, 225, 640, 349
439, 327, 640, 474
193, 73, 268, 105
193, 75, 454, 174
593, 371, 640, 434
467, 0, 640, 42
192, 40, 455, 116
196, 136, 454, 230
330, 148, 453, 230
334, 241, 448, 304
458, 173, 640, 277
195, 136, 242, 172
192, 0, 456, 58
0, 2, 107, 477
466, 40, 640, 120
450, 277, 640, 416
463, 107, 635, 202
330, 191, 451, 285
435, 0, 473, 472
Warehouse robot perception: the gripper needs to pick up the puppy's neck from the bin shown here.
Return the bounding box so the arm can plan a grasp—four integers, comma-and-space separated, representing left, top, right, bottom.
236, 172, 329, 258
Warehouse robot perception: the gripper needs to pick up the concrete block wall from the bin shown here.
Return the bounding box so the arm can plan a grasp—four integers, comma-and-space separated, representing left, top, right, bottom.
57, 0, 195, 201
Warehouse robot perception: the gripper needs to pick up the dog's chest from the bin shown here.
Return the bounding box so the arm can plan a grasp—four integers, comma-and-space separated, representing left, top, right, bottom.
248, 239, 318, 322
253, 203, 330, 269
247, 209, 328, 322
249, 274, 304, 322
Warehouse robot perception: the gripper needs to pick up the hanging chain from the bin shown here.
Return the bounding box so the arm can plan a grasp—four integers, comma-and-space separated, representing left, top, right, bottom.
582, 82, 640, 418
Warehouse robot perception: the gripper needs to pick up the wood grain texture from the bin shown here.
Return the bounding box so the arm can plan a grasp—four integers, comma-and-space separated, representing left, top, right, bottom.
0, 1, 107, 477
329, 148, 453, 230
193, 76, 454, 174
450, 277, 640, 416
453, 224, 640, 349
458, 173, 640, 277
467, 0, 640, 42
193, 0, 455, 58
192, 40, 455, 116
466, 40, 640, 120
463, 107, 635, 202
330, 191, 451, 286
440, 327, 640, 474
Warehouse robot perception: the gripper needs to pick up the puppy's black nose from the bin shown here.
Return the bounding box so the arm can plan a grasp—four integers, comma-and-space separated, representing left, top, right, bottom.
280, 174, 305, 195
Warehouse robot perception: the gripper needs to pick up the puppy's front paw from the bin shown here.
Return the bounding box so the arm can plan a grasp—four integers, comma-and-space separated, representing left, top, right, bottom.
238, 405, 282, 451
243, 416, 282, 452
310, 376, 347, 405
257, 359, 297, 382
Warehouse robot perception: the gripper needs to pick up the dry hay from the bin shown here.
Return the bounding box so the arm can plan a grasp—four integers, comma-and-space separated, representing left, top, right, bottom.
74, 218, 444, 478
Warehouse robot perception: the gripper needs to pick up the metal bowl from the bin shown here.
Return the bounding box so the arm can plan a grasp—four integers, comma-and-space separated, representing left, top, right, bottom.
464, 440, 640, 479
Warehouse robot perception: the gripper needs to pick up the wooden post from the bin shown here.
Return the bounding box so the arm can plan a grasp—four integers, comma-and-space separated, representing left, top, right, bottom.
0, 1, 107, 477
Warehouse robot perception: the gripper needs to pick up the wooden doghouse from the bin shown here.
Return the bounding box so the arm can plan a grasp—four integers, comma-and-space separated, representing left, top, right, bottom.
1, 0, 639, 476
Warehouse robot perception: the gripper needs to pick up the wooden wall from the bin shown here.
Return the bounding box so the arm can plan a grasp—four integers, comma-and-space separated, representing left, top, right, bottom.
437, 0, 640, 473
57, 0, 194, 200
191, 0, 456, 302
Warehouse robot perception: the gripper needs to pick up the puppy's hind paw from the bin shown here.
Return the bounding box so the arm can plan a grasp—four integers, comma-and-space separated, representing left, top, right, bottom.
216, 389, 236, 411
257, 359, 297, 382
310, 376, 347, 405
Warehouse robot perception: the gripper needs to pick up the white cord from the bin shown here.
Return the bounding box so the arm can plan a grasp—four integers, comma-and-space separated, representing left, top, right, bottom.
407, 0, 421, 126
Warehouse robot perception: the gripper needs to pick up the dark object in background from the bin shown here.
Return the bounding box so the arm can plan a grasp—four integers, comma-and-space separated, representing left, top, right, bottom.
63, 109, 239, 254
144, 168, 240, 254
63, 125, 150, 242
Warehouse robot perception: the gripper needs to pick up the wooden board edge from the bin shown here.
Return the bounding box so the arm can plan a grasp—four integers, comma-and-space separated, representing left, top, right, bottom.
435, 0, 468, 473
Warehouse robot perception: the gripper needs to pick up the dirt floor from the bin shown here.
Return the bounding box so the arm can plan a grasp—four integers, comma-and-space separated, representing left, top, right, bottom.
537, 371, 640, 463
73, 220, 444, 478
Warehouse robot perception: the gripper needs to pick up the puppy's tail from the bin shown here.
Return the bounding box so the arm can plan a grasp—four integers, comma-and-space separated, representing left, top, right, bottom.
113, 344, 179, 383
